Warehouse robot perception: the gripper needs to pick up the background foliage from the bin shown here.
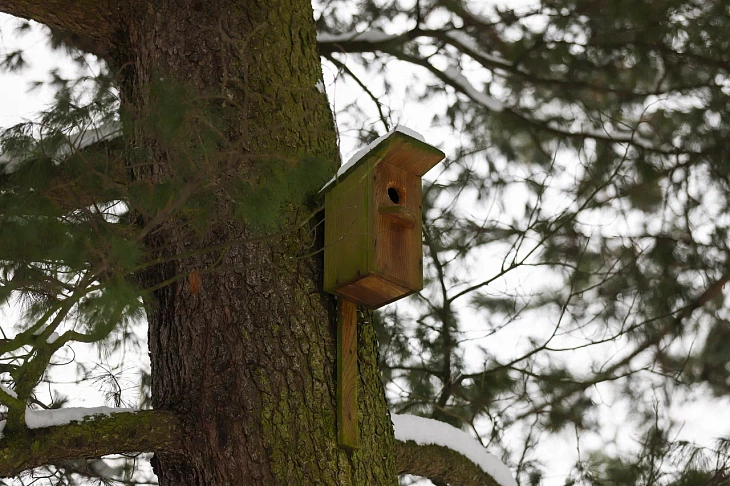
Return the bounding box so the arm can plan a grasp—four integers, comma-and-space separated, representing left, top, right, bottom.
2, 0, 730, 484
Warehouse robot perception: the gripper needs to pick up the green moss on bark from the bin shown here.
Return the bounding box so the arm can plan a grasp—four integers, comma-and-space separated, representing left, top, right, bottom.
0, 0, 399, 483
0, 411, 183, 477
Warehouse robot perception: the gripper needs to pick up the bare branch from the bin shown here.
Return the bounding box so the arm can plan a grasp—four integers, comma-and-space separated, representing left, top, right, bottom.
324, 54, 391, 132
513, 270, 730, 421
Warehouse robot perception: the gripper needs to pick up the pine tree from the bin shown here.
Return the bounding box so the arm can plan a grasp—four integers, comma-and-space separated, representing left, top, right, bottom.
3, 0, 730, 484
0, 0, 402, 484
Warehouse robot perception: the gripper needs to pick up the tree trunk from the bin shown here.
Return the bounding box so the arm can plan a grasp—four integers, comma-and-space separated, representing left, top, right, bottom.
113, 0, 397, 483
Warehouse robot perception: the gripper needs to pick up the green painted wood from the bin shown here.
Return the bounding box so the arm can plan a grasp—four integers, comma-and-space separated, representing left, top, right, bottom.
324, 159, 374, 293
337, 298, 359, 449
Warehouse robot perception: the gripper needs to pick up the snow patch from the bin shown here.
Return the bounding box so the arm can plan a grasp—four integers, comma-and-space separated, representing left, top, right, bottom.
46, 332, 60, 344
0, 384, 17, 399
0, 121, 122, 173
444, 31, 512, 68
32, 321, 50, 336
392, 413, 517, 486
25, 406, 136, 429
443, 67, 504, 112
320, 126, 431, 192
0, 419, 6, 440
315, 80, 326, 94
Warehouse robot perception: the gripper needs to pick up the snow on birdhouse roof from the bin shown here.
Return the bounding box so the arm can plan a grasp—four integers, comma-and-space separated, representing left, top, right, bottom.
320, 126, 444, 193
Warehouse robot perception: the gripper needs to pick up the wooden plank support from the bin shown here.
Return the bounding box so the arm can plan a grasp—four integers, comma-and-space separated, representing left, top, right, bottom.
378, 205, 417, 229
337, 298, 359, 449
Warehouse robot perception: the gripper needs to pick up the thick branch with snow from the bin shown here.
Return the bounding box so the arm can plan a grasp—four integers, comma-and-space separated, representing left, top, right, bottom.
1, 409, 518, 484
392, 414, 517, 486
0, 409, 183, 477
397, 441, 503, 486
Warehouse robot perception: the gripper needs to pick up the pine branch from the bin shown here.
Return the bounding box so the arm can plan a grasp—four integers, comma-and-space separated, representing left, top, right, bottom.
0, 410, 183, 478
0, 1, 117, 54
513, 270, 730, 422
0, 126, 128, 213
396, 441, 502, 486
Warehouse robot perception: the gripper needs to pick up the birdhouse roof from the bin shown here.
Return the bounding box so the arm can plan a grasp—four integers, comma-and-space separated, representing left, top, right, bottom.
320, 127, 445, 193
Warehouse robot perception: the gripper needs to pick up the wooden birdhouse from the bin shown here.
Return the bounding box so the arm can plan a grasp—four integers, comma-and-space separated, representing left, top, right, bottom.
323, 127, 444, 450
323, 129, 445, 309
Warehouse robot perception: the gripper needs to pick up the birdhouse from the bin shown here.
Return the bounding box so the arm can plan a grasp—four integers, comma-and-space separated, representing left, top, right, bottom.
323, 129, 445, 308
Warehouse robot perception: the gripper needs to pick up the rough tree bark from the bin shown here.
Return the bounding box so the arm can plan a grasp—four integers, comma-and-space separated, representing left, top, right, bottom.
0, 0, 398, 484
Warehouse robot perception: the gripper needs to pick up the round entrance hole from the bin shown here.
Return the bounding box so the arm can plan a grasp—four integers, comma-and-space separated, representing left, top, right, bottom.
388, 187, 401, 204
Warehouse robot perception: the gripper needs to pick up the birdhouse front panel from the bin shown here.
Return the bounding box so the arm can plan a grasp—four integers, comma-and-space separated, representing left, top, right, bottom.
373, 161, 422, 292
323, 129, 444, 308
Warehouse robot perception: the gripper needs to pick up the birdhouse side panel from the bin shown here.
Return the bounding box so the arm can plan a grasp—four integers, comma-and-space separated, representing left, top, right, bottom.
373, 161, 423, 292
324, 162, 375, 295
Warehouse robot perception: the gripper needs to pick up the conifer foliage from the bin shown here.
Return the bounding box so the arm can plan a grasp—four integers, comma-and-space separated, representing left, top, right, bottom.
319, 0, 730, 483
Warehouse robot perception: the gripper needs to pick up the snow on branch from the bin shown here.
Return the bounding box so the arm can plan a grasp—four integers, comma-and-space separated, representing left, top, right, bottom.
1, 407, 136, 440
443, 30, 512, 69
0, 121, 121, 172
0, 408, 183, 478
443, 67, 504, 112
24, 406, 135, 429
392, 414, 517, 486
63, 121, 122, 156
0, 383, 18, 400
0, 384, 23, 412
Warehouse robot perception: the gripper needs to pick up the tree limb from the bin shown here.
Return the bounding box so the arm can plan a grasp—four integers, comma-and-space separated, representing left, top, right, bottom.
0, 410, 183, 478
0, 124, 128, 213
396, 440, 501, 486
512, 270, 730, 422
318, 28, 710, 99
324, 54, 390, 132
0, 0, 118, 55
